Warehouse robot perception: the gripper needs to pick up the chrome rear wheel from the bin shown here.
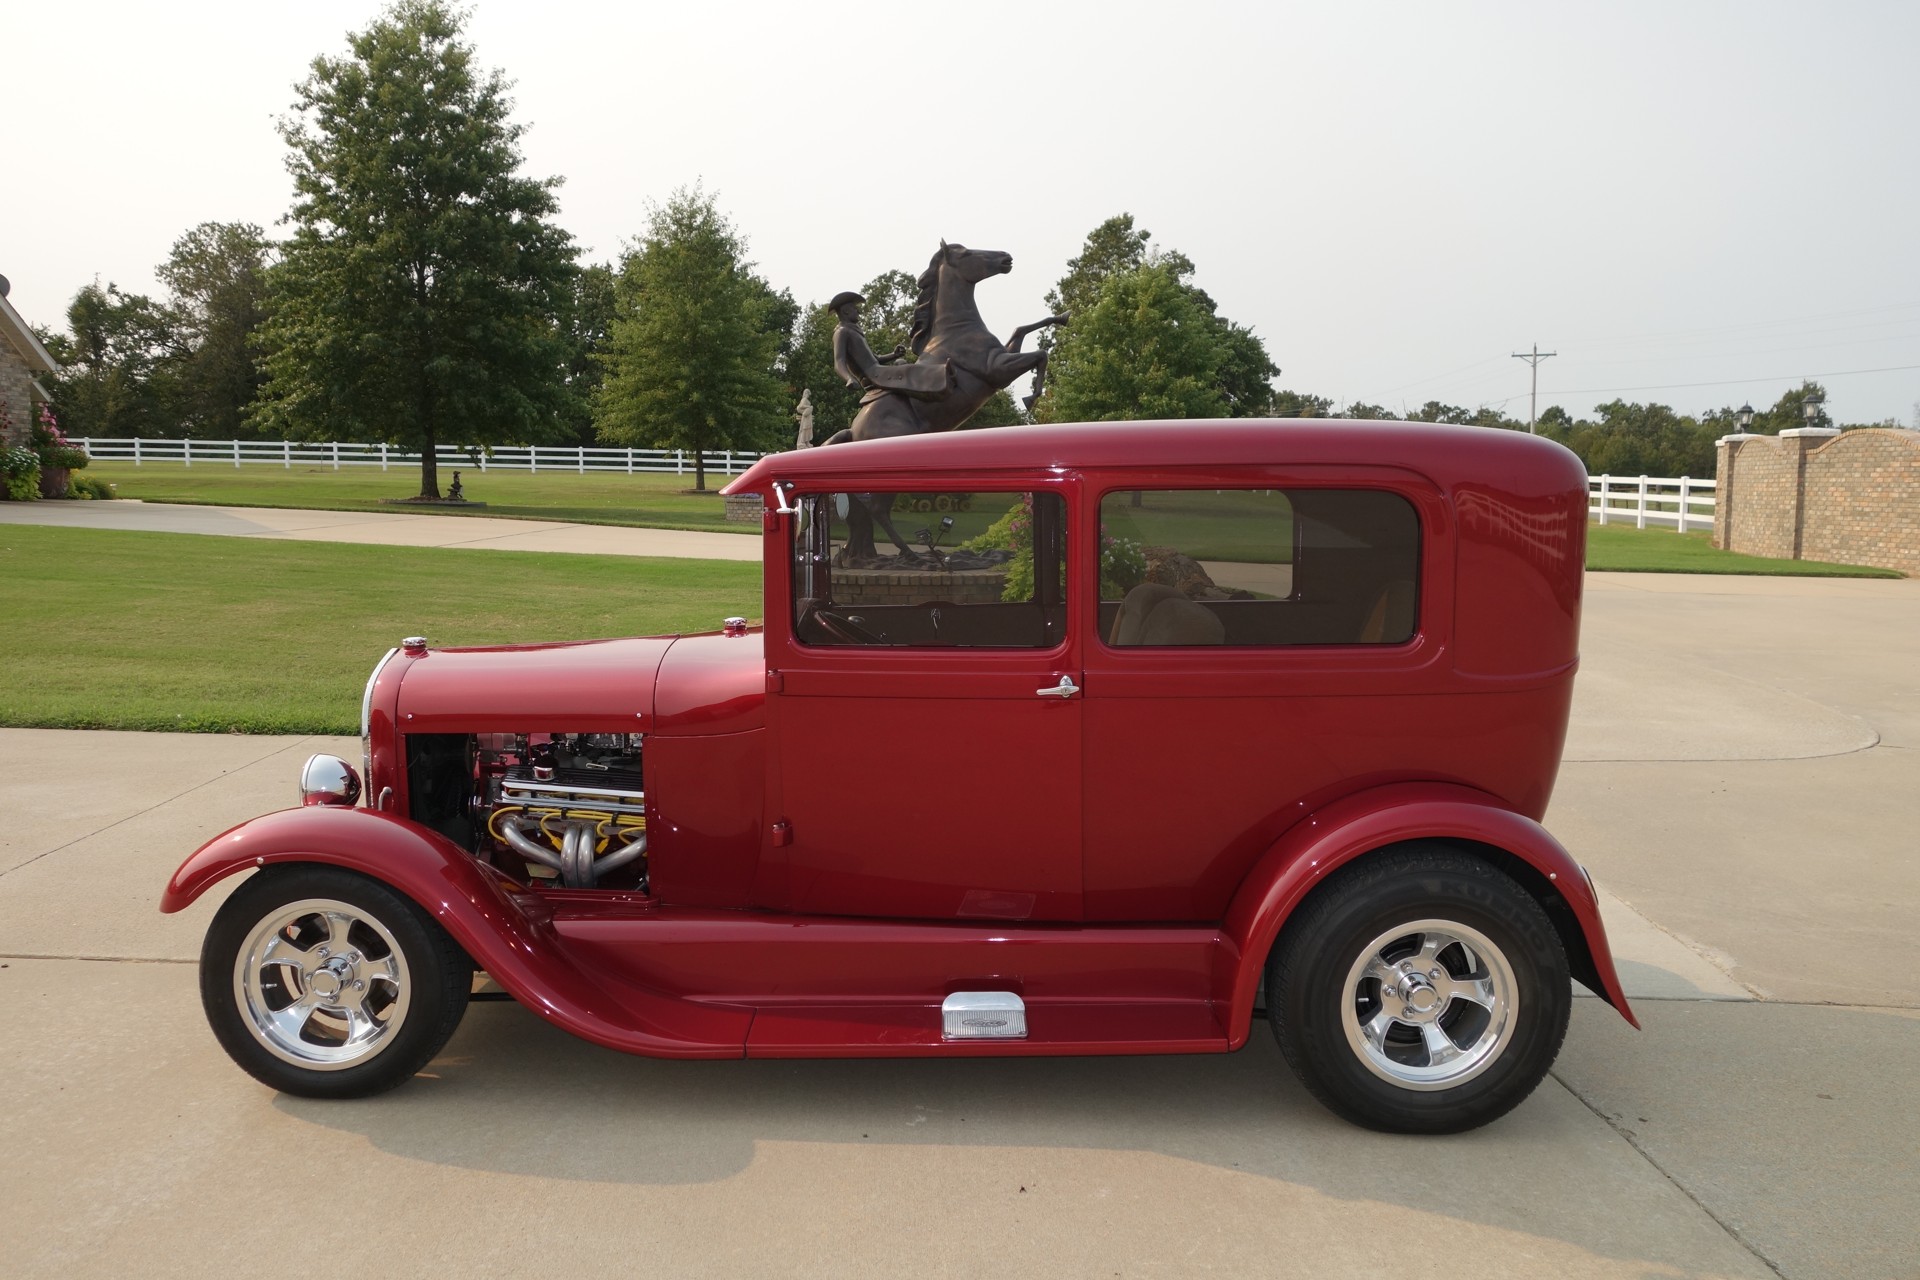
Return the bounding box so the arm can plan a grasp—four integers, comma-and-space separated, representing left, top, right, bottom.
1268, 846, 1570, 1134
1341, 919, 1518, 1091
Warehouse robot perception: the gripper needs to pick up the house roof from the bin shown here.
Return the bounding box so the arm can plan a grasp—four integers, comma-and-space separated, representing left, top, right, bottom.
0, 290, 60, 376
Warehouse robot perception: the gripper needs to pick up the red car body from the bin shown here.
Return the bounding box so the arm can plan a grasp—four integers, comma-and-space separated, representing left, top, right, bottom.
166, 420, 1633, 1125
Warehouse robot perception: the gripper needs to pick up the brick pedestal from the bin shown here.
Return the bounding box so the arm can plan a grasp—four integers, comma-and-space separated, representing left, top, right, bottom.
832, 566, 1009, 606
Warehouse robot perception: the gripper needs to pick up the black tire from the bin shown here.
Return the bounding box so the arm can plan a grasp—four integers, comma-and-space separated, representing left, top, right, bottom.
1267, 845, 1570, 1134
200, 865, 472, 1099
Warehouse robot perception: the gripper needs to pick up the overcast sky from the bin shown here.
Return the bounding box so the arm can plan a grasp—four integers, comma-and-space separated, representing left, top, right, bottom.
8, 0, 1918, 425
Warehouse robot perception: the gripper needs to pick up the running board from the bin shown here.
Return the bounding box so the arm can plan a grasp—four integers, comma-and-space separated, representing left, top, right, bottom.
744, 999, 1227, 1058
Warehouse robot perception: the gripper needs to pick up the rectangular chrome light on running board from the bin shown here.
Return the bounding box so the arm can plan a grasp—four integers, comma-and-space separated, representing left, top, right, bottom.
941, 991, 1027, 1040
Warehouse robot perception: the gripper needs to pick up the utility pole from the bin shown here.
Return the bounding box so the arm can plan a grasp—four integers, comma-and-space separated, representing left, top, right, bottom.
1511, 344, 1557, 433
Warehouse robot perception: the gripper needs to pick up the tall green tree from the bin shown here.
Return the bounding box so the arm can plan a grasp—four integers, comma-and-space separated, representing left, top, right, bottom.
158, 222, 273, 439
40, 282, 182, 438
559, 262, 617, 444
1752, 381, 1832, 434
1037, 262, 1226, 422
1035, 214, 1277, 421
594, 187, 788, 490
253, 0, 578, 497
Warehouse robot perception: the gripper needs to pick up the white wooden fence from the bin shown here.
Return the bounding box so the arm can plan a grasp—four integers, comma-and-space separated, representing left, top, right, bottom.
74, 437, 772, 477
1589, 474, 1716, 533
74, 436, 1716, 533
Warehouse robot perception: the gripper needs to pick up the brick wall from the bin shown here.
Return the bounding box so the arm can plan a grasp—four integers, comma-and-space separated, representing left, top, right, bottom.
833, 567, 1009, 606
0, 347, 33, 447
1800, 431, 1920, 573
1716, 429, 1920, 573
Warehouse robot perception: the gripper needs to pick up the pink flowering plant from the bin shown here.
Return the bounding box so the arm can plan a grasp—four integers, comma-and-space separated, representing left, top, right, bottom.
30, 405, 90, 473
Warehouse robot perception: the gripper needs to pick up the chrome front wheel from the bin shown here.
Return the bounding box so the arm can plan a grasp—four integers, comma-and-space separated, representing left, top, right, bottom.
201, 866, 471, 1098
234, 898, 413, 1071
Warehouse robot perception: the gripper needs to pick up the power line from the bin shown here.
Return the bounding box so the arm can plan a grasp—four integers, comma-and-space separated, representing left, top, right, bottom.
1511, 344, 1557, 432
1380, 354, 1508, 396
1543, 361, 1920, 396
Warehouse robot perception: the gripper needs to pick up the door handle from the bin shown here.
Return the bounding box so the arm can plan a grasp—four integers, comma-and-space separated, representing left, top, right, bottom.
1036, 675, 1080, 699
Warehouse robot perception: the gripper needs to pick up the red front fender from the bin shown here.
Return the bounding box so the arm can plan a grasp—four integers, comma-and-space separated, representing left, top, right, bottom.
1216, 782, 1636, 1048
162, 807, 750, 1059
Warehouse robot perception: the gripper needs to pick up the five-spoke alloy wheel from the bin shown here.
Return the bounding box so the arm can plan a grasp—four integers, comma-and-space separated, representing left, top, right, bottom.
1267, 845, 1571, 1134
201, 866, 472, 1098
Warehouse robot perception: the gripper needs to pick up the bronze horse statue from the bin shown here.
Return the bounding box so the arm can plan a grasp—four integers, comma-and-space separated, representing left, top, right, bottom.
821, 242, 1066, 448
822, 242, 1065, 562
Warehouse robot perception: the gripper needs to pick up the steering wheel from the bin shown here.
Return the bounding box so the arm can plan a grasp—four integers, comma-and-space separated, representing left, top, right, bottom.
809, 606, 885, 645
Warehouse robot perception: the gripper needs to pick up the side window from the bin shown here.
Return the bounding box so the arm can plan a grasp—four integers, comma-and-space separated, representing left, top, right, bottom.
793, 491, 1066, 648
1099, 489, 1419, 647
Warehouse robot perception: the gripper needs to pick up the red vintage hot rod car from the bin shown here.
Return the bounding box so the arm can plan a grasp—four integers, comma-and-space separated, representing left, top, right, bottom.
163, 420, 1634, 1133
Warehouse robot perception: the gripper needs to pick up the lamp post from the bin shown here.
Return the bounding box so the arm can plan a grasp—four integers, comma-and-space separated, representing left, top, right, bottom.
1736, 403, 1755, 434
1801, 387, 1826, 430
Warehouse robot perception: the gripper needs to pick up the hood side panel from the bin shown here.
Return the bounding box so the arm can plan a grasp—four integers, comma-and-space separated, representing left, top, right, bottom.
653, 632, 767, 736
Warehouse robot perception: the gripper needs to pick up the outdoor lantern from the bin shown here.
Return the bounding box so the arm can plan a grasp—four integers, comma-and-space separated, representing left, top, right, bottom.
1736, 403, 1755, 432
1803, 387, 1825, 426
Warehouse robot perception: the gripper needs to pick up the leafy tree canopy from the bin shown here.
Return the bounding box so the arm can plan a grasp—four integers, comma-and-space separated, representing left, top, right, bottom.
158, 222, 274, 440
594, 185, 789, 489
1272, 390, 1334, 418
40, 282, 182, 439
559, 262, 617, 444
252, 0, 578, 497
1037, 261, 1227, 423
1036, 214, 1277, 422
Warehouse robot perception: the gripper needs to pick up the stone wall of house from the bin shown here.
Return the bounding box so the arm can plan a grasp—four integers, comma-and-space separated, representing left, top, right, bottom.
1715, 428, 1920, 573
0, 346, 33, 447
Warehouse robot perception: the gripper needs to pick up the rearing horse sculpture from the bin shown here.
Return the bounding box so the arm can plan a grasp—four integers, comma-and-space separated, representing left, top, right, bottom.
821, 241, 1066, 447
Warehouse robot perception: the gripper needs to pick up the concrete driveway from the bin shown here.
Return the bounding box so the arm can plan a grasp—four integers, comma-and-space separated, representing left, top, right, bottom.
2, 570, 1914, 1279
0, 495, 762, 559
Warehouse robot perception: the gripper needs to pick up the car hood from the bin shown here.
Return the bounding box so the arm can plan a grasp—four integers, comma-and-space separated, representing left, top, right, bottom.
393, 637, 676, 735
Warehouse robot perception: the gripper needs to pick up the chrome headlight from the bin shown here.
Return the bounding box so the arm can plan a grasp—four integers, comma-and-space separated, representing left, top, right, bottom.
300, 754, 363, 807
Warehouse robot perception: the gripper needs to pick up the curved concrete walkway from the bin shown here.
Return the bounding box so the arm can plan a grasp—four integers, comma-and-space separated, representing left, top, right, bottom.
0, 497, 761, 559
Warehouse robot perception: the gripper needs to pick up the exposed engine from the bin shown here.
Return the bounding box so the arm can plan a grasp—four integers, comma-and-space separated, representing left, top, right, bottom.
408, 732, 649, 891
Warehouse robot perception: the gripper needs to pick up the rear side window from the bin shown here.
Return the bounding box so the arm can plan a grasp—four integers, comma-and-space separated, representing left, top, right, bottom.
792, 491, 1067, 648
1099, 489, 1419, 646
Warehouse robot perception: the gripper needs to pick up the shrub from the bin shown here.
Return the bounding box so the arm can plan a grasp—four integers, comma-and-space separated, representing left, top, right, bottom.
961, 496, 1148, 601
1, 445, 40, 501
67, 474, 117, 500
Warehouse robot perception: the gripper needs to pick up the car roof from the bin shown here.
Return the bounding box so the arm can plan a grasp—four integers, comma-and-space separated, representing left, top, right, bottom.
724, 419, 1585, 493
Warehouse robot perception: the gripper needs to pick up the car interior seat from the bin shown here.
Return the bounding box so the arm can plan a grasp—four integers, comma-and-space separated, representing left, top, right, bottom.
1109, 583, 1185, 645
1357, 578, 1416, 643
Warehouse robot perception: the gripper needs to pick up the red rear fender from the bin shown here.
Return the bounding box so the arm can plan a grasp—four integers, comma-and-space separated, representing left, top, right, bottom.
162, 807, 749, 1058
1216, 782, 1636, 1047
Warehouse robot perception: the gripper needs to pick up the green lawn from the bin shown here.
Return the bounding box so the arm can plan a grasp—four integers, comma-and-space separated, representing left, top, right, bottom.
0, 526, 761, 734
83, 461, 758, 534
1585, 524, 1901, 576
